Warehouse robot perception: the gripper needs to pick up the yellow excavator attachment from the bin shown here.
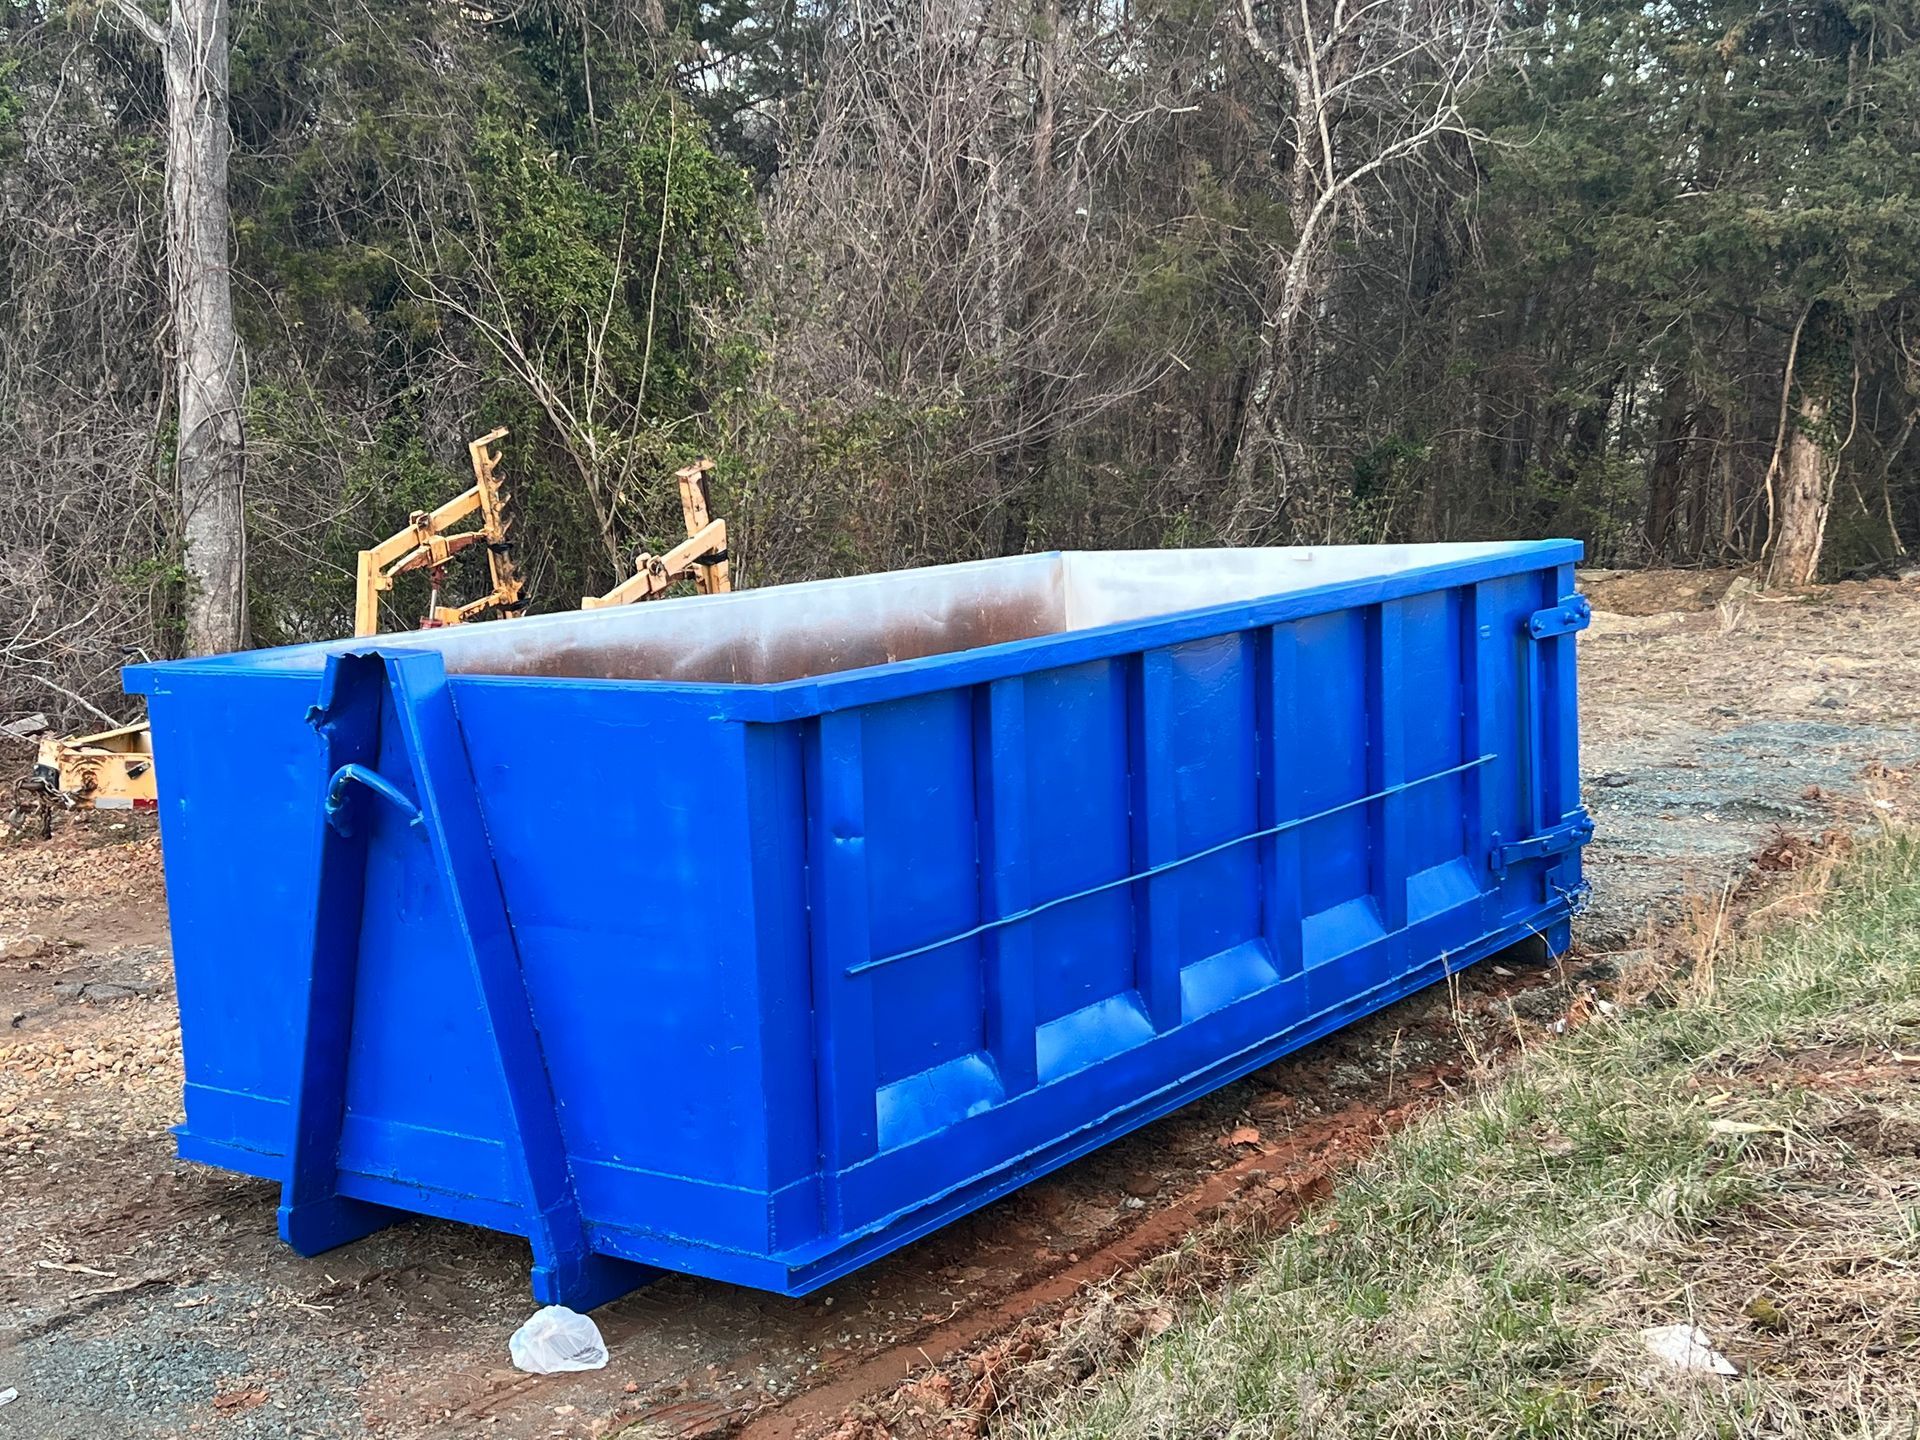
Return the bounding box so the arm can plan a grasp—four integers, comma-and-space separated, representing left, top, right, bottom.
581, 459, 732, 608
353, 427, 528, 636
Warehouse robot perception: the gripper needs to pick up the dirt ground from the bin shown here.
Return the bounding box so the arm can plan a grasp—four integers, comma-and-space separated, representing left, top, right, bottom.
1, 569, 1916, 1440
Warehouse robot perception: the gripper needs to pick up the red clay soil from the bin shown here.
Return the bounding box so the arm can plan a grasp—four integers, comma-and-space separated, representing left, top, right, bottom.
727, 1090, 1433, 1440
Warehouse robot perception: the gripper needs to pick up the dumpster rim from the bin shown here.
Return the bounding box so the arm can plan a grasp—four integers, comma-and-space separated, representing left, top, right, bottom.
124, 538, 1582, 718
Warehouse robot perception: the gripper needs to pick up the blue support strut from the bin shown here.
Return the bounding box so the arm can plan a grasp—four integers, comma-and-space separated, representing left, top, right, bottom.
278, 649, 655, 1309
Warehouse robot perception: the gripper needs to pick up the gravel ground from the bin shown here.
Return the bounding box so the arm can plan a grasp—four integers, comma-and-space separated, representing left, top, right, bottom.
1577, 570, 1920, 945
0, 568, 1915, 1440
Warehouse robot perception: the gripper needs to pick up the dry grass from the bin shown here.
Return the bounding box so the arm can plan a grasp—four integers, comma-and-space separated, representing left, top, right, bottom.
1012, 833, 1920, 1440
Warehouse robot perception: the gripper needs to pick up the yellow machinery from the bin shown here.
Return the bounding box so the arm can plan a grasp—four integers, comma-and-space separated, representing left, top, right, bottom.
25, 721, 157, 825
20, 431, 729, 818
354, 428, 529, 636
582, 458, 731, 608
356, 430, 729, 631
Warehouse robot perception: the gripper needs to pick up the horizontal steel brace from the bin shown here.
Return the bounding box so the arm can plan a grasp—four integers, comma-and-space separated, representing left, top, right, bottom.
846, 752, 1498, 978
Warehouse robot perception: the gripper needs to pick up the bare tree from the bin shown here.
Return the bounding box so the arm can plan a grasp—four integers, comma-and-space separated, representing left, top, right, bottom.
404, 221, 643, 578
742, 0, 1203, 571
108, 0, 248, 654
1225, 0, 1500, 537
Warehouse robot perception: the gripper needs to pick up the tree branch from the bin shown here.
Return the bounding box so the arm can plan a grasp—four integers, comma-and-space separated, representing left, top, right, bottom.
1300, 0, 1337, 193
1237, 0, 1300, 85
105, 0, 168, 50
1759, 299, 1813, 564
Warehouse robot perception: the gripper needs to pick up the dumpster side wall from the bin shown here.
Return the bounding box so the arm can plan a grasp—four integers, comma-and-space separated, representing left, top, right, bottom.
752, 559, 1585, 1268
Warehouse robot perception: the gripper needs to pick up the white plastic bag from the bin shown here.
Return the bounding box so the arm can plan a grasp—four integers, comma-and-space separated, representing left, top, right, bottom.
1640, 1323, 1737, 1376
509, 1305, 609, 1375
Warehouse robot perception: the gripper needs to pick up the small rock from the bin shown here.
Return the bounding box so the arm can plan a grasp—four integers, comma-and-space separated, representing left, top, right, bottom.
1597, 772, 1632, 789
1507, 987, 1566, 1023
52, 979, 156, 1004
1329, 1063, 1372, 1092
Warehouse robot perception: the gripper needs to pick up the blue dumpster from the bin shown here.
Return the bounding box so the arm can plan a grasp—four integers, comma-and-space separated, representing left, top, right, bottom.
127, 542, 1590, 1308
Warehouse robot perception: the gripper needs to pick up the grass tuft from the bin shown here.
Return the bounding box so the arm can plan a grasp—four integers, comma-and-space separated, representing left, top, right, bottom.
1016, 834, 1920, 1440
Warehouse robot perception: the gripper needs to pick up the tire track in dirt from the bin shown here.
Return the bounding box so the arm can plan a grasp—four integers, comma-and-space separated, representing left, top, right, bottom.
652, 1060, 1495, 1440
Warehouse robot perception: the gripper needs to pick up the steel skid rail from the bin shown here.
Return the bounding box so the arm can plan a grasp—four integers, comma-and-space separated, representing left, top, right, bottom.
281, 649, 656, 1309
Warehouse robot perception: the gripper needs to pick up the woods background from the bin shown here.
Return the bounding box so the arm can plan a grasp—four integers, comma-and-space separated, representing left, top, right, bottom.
3, 0, 1918, 720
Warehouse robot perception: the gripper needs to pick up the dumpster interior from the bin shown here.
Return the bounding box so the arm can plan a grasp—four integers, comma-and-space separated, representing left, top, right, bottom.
231, 542, 1522, 686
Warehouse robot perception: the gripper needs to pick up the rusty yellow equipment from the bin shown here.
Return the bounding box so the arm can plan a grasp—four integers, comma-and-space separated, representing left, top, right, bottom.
33, 721, 156, 812
355, 430, 729, 628
355, 428, 528, 636
582, 458, 731, 608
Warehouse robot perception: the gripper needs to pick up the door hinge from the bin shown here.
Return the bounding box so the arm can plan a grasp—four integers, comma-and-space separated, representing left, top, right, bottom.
1527, 594, 1592, 639
1489, 812, 1593, 880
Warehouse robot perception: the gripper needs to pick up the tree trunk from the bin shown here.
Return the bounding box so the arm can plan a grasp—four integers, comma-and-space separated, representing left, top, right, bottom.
1643, 382, 1691, 559
1768, 395, 1832, 587
1225, 340, 1310, 540
1683, 425, 1713, 559
1225, 220, 1316, 534
165, 0, 247, 654
1553, 375, 1615, 488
